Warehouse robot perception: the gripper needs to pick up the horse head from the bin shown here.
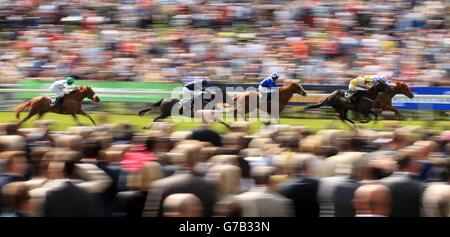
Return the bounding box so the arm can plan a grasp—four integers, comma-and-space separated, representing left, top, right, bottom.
80, 86, 100, 103
288, 80, 307, 96
394, 81, 414, 99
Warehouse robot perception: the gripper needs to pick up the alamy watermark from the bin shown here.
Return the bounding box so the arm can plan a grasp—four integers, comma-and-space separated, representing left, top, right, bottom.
168, 86, 280, 123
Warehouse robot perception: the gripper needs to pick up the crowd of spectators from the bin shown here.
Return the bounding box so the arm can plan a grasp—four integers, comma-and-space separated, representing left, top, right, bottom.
0, 119, 449, 217
0, 0, 449, 85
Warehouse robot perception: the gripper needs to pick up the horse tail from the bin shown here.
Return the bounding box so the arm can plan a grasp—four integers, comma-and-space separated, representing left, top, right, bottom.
304, 97, 328, 110
15, 100, 32, 119
138, 99, 163, 116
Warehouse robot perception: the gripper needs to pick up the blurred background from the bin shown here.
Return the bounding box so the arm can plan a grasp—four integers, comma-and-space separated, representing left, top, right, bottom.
0, 0, 449, 218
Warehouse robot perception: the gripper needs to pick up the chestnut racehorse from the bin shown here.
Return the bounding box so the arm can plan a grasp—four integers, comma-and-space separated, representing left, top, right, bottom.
15, 85, 100, 127
374, 81, 414, 119
230, 80, 307, 123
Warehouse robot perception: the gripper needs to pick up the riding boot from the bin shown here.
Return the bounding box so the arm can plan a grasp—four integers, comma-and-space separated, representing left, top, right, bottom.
50, 97, 57, 107
344, 91, 354, 103
56, 95, 65, 109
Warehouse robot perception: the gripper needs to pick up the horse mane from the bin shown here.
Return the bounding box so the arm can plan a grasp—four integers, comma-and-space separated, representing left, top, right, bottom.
283, 80, 301, 90
368, 80, 387, 92
67, 85, 90, 95
289, 79, 301, 85
394, 81, 406, 87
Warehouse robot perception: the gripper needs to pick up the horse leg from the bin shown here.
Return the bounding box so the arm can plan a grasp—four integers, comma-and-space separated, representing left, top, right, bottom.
371, 110, 378, 122
263, 118, 271, 126
340, 110, 356, 129
78, 108, 96, 125
17, 110, 37, 127
384, 105, 403, 120
338, 111, 352, 129
153, 115, 166, 122
71, 114, 84, 126
213, 116, 230, 129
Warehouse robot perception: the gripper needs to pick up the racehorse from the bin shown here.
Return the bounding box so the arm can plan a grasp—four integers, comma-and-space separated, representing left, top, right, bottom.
137, 91, 230, 128
304, 81, 391, 126
15, 86, 100, 127
373, 81, 414, 119
229, 80, 307, 124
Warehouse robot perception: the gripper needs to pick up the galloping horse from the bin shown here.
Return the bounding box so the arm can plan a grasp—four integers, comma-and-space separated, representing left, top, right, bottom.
15, 85, 100, 127
304, 81, 391, 125
230, 80, 307, 123
374, 81, 414, 119
138, 91, 230, 128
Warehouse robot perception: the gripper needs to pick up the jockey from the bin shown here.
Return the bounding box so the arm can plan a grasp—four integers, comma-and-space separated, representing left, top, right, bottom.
345, 74, 391, 103
49, 76, 77, 107
258, 72, 279, 101
183, 79, 210, 109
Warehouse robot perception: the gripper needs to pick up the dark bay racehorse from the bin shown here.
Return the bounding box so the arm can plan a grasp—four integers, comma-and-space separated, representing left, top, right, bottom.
304, 81, 392, 126
15, 86, 100, 127
138, 92, 230, 128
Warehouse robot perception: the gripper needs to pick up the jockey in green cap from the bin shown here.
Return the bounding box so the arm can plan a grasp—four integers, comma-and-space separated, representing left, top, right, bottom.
49, 76, 78, 107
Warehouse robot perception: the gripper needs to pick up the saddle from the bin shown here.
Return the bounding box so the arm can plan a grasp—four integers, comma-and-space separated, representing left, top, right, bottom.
50, 96, 66, 112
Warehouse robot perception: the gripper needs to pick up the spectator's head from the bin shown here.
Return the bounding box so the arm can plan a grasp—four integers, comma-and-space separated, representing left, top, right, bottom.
169, 142, 203, 170
148, 122, 173, 135
112, 123, 134, 142
251, 166, 277, 186
363, 157, 396, 181
1, 151, 28, 176
82, 139, 102, 159
445, 142, 450, 156
28, 146, 52, 177
163, 193, 203, 217
145, 136, 157, 152
353, 184, 392, 217
55, 135, 83, 152
206, 164, 241, 195
100, 146, 126, 163
1, 182, 31, 214
0, 135, 26, 151
3, 124, 19, 135
223, 132, 246, 150
349, 137, 367, 151
423, 180, 450, 217
140, 162, 164, 189
214, 200, 242, 217
396, 154, 422, 174
288, 155, 312, 175
47, 151, 81, 179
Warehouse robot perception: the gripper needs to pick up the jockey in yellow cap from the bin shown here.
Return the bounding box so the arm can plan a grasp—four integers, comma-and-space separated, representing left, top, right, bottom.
345, 75, 391, 103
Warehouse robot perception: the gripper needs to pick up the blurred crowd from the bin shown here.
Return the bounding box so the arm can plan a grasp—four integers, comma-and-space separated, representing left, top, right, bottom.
0, 119, 449, 217
0, 0, 449, 85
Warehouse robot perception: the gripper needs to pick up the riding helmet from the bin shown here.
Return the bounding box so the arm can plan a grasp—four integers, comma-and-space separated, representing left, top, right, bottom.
271, 72, 279, 80
66, 76, 75, 85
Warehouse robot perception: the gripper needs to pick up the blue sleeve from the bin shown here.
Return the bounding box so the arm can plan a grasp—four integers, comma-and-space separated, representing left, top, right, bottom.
260, 78, 277, 88
260, 78, 269, 87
